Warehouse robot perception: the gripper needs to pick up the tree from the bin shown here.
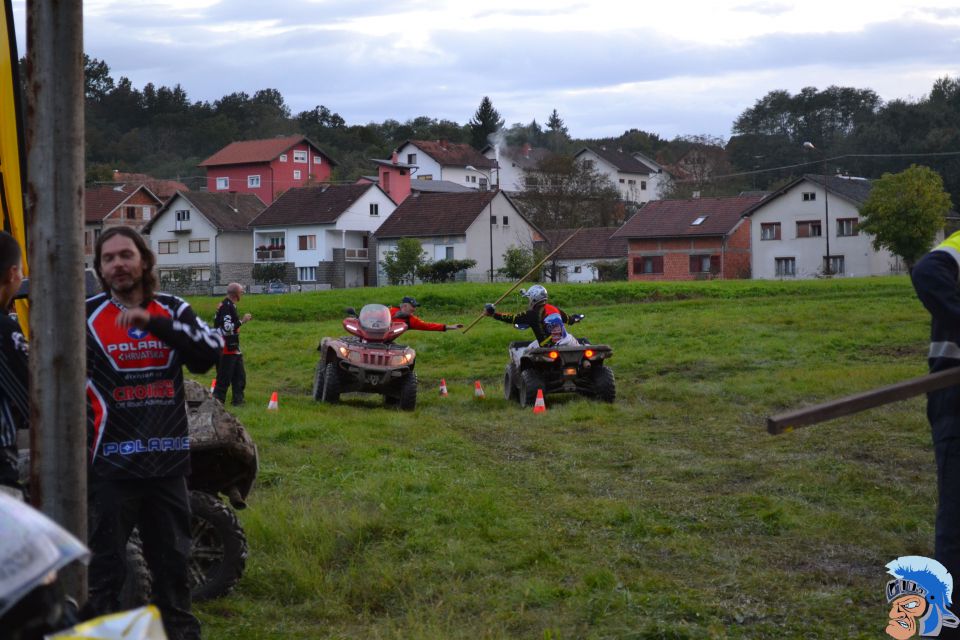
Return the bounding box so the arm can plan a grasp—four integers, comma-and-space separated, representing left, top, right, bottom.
499, 245, 538, 280
515, 154, 623, 229
545, 109, 569, 152
380, 238, 427, 285
858, 165, 953, 269
469, 96, 504, 149
418, 259, 477, 283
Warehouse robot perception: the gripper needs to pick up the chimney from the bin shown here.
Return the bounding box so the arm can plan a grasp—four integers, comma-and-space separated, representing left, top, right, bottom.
391, 151, 398, 164
522, 143, 531, 158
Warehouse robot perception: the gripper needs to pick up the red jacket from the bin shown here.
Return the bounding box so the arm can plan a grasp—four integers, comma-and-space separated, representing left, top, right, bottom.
389, 307, 446, 331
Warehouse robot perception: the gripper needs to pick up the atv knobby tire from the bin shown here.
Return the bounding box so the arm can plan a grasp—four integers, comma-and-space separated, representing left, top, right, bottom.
189, 490, 248, 601
503, 364, 518, 401
120, 530, 152, 609
593, 367, 616, 403
398, 372, 418, 411
519, 369, 544, 408
321, 362, 341, 404
312, 362, 324, 401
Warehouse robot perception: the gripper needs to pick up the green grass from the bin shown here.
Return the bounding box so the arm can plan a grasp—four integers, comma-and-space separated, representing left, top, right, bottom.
191, 277, 933, 638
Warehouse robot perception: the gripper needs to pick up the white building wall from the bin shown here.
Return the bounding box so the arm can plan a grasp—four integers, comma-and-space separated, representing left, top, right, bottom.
578, 150, 652, 203
396, 142, 443, 183
749, 180, 898, 279
150, 195, 220, 268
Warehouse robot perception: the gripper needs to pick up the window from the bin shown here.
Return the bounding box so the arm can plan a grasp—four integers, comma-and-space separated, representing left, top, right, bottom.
641, 181, 647, 190
689, 254, 717, 273
407, 153, 417, 165
775, 257, 796, 277
619, 178, 625, 184
369, 203, 379, 217
502, 216, 509, 226
298, 235, 316, 250
691, 216, 708, 226
574, 265, 582, 273
248, 175, 261, 188
192, 268, 211, 282
268, 235, 283, 248
490, 215, 498, 226
627, 179, 636, 185
760, 223, 781, 241
175, 210, 190, 222
634, 256, 664, 274
836, 218, 859, 237
418, 175, 433, 181
158, 240, 179, 254
824, 255, 845, 275
279, 154, 287, 162
479, 178, 488, 190
445, 246, 454, 260
124, 206, 138, 220
293, 170, 302, 180
189, 239, 210, 253
299, 266, 317, 282
293, 150, 308, 163
802, 192, 816, 201
797, 220, 822, 237
216, 177, 229, 190
314, 156, 322, 164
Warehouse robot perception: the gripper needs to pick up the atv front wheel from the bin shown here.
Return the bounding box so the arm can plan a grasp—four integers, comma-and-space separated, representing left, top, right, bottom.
503, 364, 519, 401
593, 367, 616, 403
189, 490, 248, 601
321, 362, 341, 403
398, 372, 418, 411
311, 362, 324, 401
519, 369, 544, 408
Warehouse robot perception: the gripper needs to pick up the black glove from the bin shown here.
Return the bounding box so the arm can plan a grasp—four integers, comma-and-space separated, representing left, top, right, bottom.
484, 303, 495, 315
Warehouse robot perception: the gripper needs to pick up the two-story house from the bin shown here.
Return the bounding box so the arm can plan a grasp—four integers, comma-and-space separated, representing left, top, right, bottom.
612, 195, 765, 281
482, 143, 552, 192
248, 183, 396, 288
743, 174, 904, 279
199, 134, 338, 205
394, 139, 498, 190
143, 191, 266, 292
84, 184, 163, 268
373, 190, 543, 283
575, 147, 655, 204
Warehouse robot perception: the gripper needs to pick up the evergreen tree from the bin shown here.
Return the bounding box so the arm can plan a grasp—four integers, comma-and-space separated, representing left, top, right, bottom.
469, 96, 504, 149
545, 109, 569, 151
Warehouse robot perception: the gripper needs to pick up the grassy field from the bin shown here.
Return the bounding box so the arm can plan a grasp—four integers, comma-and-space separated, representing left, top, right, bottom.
187, 277, 935, 639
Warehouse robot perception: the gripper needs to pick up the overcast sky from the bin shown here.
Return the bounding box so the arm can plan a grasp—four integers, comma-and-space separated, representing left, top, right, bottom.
10, 0, 960, 141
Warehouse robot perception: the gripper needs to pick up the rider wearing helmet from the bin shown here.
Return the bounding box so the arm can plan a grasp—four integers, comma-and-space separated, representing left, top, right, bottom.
541, 312, 578, 347
483, 284, 570, 344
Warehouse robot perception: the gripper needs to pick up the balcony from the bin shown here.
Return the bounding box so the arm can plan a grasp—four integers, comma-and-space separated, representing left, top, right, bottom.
256, 248, 286, 262
345, 248, 368, 261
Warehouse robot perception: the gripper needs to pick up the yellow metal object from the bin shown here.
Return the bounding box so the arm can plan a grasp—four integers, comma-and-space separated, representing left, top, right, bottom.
0, 0, 28, 334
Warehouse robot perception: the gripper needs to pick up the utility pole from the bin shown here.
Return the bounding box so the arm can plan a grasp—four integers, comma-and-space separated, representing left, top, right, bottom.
26, 0, 87, 600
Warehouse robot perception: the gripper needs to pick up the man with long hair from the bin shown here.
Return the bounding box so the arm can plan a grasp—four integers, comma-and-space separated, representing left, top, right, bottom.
84, 226, 222, 640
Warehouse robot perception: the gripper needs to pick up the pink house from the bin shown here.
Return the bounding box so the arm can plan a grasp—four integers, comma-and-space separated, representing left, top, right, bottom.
198, 134, 337, 204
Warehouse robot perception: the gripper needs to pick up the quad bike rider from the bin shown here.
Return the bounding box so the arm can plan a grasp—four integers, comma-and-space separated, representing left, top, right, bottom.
484, 285, 615, 406
314, 304, 419, 410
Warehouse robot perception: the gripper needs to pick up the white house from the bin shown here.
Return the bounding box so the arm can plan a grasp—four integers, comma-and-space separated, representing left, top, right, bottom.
575, 147, 657, 204
481, 143, 553, 192
143, 190, 266, 290
743, 174, 905, 279
631, 151, 671, 200
248, 183, 397, 288
373, 190, 544, 283
395, 139, 499, 191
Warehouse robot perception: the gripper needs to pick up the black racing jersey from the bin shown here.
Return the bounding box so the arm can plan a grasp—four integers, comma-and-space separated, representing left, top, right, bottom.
913, 248, 960, 375
0, 314, 28, 449
490, 304, 569, 345
214, 297, 242, 354
85, 292, 223, 479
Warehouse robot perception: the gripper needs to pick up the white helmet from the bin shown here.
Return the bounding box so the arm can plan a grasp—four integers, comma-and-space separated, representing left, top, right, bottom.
520, 284, 548, 309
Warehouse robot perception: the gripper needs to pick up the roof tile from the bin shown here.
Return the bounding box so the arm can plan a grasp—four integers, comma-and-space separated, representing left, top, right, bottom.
249, 184, 375, 227
373, 191, 498, 238
612, 195, 765, 239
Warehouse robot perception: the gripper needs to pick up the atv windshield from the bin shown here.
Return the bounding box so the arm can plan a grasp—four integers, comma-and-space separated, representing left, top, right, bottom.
358, 304, 392, 334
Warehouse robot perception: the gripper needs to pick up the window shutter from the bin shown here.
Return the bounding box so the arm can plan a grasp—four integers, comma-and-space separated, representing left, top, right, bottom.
774, 224, 781, 240
797, 222, 808, 238
710, 255, 721, 274
689, 255, 698, 272
653, 256, 663, 273
299, 236, 308, 250
633, 257, 643, 274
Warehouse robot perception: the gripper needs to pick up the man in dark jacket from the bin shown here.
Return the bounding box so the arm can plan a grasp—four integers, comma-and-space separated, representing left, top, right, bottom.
213, 282, 252, 406
0, 231, 27, 497
483, 284, 570, 345
84, 227, 222, 640
912, 230, 960, 639
390, 296, 462, 332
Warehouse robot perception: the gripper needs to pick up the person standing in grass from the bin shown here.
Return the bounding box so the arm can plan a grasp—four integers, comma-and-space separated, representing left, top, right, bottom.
911, 229, 960, 640
213, 282, 252, 406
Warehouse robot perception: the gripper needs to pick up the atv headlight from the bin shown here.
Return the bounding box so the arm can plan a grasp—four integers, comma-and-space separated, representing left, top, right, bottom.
346, 350, 363, 364
388, 349, 415, 367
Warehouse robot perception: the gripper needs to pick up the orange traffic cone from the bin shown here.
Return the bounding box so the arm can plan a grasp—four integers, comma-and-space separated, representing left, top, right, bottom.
209, 378, 217, 395
440, 379, 448, 397
267, 391, 279, 410
533, 389, 547, 414
474, 380, 485, 399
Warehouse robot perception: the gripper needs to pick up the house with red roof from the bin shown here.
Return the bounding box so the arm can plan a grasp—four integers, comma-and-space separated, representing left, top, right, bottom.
612, 195, 765, 281
248, 183, 396, 288
198, 134, 337, 205
84, 183, 163, 267
142, 191, 266, 294
395, 140, 498, 191
111, 171, 190, 202
373, 191, 543, 283
541, 227, 627, 283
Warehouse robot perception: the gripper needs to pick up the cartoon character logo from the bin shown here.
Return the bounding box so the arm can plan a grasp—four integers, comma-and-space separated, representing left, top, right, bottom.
886, 556, 960, 638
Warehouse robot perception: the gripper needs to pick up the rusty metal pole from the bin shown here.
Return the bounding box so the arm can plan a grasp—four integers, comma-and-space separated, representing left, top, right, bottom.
25, 0, 87, 600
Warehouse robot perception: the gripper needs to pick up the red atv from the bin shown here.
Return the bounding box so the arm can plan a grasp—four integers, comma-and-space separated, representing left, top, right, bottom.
313, 304, 419, 410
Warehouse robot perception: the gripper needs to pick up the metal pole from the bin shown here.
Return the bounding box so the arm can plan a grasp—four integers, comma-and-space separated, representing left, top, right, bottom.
823, 164, 831, 275
489, 196, 494, 283
26, 0, 87, 600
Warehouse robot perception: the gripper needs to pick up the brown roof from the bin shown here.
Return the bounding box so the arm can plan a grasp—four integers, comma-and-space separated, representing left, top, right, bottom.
612, 195, 766, 239
198, 134, 337, 167
249, 184, 375, 227
542, 227, 627, 260
112, 172, 189, 200
373, 191, 498, 238
145, 191, 266, 233
84, 184, 160, 223
404, 140, 497, 170
577, 147, 651, 175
